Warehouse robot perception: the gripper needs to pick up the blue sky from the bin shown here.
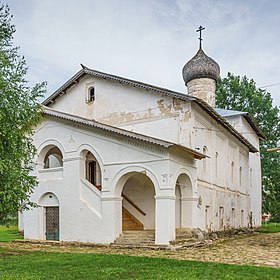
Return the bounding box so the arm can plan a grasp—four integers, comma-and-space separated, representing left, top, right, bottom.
4, 0, 280, 106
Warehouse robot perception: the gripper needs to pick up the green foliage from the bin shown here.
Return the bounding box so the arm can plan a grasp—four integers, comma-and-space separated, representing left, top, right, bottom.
0, 3, 46, 220
216, 73, 280, 217
257, 223, 280, 233
0, 212, 17, 226
0, 251, 279, 279
0, 225, 23, 242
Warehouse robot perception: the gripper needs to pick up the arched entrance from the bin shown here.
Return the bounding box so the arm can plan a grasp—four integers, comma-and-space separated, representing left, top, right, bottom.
175, 173, 193, 229
39, 192, 60, 241
118, 172, 156, 231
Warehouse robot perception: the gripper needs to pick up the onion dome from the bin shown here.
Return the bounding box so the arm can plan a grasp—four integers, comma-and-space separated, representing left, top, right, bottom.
182, 48, 220, 85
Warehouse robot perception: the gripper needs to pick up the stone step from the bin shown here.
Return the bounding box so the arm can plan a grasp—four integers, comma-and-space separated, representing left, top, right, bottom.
114, 230, 155, 246
119, 233, 155, 238
122, 230, 155, 236
114, 240, 155, 245
116, 237, 155, 242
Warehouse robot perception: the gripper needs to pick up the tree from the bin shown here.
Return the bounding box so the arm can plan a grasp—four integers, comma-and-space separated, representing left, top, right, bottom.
216, 73, 280, 220
0, 3, 46, 220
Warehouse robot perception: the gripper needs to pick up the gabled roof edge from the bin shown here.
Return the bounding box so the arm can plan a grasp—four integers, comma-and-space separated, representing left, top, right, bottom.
42, 67, 260, 152
42, 69, 86, 106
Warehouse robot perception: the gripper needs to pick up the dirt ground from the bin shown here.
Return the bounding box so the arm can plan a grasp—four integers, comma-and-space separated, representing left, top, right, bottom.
1, 232, 280, 268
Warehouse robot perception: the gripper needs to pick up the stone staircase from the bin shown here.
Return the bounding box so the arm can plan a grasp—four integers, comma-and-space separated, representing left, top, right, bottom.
113, 230, 155, 246
122, 207, 144, 230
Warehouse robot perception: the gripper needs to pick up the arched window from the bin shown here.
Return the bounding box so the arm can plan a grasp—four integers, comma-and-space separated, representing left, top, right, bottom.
88, 87, 95, 102
85, 151, 101, 190
44, 147, 63, 169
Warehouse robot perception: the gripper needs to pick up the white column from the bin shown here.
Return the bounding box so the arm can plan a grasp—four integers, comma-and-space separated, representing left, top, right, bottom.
101, 196, 122, 242
155, 195, 176, 245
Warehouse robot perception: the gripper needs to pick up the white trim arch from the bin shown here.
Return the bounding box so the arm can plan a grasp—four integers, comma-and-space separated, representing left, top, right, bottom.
173, 169, 196, 229
37, 139, 65, 170
38, 192, 60, 207
77, 143, 104, 168
112, 165, 161, 197
172, 168, 196, 196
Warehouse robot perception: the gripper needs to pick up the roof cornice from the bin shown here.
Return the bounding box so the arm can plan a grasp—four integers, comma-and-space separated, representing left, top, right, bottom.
42, 106, 206, 160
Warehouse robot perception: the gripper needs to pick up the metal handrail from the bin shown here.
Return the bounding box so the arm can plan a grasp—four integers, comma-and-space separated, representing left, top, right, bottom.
122, 194, 146, 216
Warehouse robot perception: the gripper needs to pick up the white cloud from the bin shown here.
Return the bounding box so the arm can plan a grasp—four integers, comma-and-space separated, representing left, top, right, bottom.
4, 0, 280, 106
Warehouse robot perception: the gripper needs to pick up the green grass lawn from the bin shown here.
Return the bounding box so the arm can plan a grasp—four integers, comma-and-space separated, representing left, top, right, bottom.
0, 226, 279, 279
257, 222, 280, 233
0, 225, 23, 242
0, 251, 279, 280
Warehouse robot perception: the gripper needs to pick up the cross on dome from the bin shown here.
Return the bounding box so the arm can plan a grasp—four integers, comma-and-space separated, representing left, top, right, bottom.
196, 25, 205, 49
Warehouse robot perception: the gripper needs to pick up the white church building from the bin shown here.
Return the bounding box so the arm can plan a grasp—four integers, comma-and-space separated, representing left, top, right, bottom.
20, 45, 264, 245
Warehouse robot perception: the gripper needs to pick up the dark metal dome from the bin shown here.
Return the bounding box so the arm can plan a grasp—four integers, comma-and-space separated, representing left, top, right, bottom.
182, 48, 220, 85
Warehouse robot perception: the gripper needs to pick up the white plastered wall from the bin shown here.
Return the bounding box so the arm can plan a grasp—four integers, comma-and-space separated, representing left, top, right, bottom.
23, 117, 198, 244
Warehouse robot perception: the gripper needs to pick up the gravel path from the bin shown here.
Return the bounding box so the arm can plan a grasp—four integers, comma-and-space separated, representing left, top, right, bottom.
1, 232, 280, 268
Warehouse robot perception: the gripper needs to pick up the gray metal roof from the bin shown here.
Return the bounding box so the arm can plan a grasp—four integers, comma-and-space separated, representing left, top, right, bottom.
42, 66, 259, 153
215, 108, 265, 139
215, 108, 245, 117
42, 106, 206, 160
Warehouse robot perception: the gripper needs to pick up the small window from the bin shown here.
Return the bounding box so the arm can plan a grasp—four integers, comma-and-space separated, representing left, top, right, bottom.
89, 87, 95, 102
215, 152, 218, 178
202, 146, 207, 173
231, 162, 234, 182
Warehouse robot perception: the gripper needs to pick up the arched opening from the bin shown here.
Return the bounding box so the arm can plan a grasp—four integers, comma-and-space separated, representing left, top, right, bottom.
43, 146, 63, 169
88, 87, 95, 102
119, 173, 156, 231
175, 173, 193, 230
80, 150, 102, 190
39, 192, 59, 241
